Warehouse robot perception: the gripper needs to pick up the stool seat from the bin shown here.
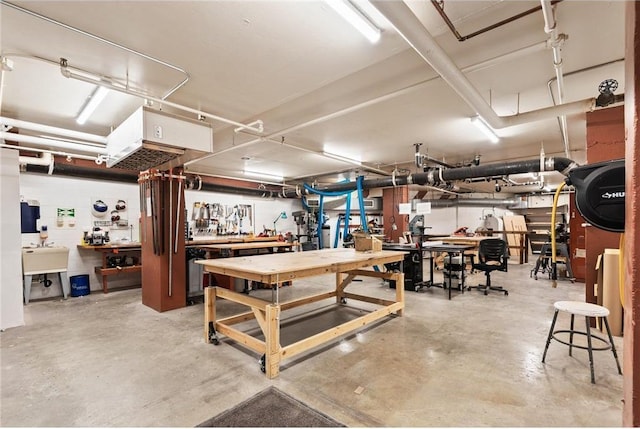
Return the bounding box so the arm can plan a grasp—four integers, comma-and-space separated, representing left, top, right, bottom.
554, 301, 610, 318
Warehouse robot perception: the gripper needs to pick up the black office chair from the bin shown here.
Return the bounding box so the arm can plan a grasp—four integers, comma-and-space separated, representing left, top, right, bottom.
468, 238, 509, 296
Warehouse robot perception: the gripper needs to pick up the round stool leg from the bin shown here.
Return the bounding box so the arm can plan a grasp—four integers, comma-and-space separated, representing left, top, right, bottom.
585, 316, 596, 384
602, 316, 623, 375
542, 309, 559, 363
569, 314, 575, 357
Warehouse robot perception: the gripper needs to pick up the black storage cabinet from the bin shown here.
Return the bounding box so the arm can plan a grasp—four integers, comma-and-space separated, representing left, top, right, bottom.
383, 244, 423, 291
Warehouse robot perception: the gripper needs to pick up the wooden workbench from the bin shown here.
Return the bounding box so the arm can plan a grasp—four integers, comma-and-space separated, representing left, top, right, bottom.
197, 248, 406, 378
77, 243, 142, 293
430, 233, 530, 264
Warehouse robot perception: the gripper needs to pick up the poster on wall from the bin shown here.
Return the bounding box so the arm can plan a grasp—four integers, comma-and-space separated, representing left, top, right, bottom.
56, 208, 76, 228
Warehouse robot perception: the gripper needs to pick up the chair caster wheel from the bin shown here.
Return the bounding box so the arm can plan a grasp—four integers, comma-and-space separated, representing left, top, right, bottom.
504, 291, 509, 296
340, 298, 347, 304
259, 355, 266, 373
484, 290, 488, 295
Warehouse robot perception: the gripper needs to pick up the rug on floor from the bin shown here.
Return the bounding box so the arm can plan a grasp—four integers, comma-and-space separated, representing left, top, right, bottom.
197, 386, 345, 427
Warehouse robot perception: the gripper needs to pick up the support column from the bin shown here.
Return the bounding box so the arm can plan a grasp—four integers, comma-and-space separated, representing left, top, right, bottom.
140, 171, 187, 312
623, 2, 640, 425
584, 106, 625, 306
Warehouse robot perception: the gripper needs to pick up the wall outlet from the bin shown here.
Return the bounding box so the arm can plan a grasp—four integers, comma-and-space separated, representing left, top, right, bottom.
154, 125, 163, 139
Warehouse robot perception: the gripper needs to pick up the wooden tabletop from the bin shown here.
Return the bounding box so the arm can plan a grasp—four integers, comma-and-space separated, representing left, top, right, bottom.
196, 248, 405, 284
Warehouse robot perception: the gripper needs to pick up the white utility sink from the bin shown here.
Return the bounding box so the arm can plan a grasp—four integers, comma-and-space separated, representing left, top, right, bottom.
22, 246, 69, 274
22, 247, 70, 304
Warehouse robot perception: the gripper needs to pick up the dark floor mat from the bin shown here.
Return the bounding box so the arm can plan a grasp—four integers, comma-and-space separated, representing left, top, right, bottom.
197, 386, 345, 427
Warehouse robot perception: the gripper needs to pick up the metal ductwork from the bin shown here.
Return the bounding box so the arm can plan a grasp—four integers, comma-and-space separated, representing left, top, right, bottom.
299, 157, 577, 194
24, 160, 294, 198
107, 107, 213, 171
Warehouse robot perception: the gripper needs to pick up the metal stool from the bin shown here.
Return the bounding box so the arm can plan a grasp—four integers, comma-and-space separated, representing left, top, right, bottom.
542, 301, 622, 383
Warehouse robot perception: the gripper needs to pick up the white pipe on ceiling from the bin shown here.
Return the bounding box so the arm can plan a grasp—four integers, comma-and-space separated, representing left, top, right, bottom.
2, 1, 190, 100
370, 0, 596, 129
0, 143, 98, 161
0, 132, 107, 155
0, 116, 107, 144
60, 64, 264, 134
18, 151, 52, 167
541, 0, 570, 158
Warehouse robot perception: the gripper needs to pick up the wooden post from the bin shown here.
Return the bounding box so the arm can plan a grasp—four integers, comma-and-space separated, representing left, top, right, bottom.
335, 271, 343, 304
265, 304, 281, 379
203, 286, 216, 343
394, 272, 404, 316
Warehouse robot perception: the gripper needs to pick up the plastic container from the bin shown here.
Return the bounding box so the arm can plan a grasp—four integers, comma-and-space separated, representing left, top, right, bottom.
70, 274, 90, 297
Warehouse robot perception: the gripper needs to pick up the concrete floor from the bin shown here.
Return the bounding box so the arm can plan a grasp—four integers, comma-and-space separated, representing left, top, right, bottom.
1, 261, 623, 427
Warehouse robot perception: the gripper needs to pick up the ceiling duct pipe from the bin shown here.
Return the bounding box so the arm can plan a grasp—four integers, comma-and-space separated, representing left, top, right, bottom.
370, 1, 596, 129
0, 116, 107, 144
24, 161, 295, 198
307, 156, 577, 193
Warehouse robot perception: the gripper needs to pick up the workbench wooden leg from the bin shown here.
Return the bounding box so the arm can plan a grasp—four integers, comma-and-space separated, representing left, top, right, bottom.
394, 272, 405, 316
265, 304, 281, 379
204, 286, 217, 343
335, 272, 343, 304
102, 275, 108, 294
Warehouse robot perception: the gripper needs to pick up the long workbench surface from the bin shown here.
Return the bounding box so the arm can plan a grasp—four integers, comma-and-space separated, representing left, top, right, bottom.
197, 248, 406, 378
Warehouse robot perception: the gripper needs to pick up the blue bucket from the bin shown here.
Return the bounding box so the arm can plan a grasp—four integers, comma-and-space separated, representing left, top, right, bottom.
70, 275, 90, 297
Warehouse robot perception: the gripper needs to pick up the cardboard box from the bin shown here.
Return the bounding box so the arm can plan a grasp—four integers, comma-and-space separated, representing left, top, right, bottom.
354, 233, 382, 252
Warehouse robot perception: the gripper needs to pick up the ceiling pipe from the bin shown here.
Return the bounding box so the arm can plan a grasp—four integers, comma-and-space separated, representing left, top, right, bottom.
0, 132, 107, 155
370, 1, 596, 129
59, 59, 264, 134
1, 1, 190, 100
431, 0, 563, 42
18, 151, 52, 167
0, 116, 107, 144
540, 0, 570, 158
0, 143, 98, 162
298, 156, 577, 195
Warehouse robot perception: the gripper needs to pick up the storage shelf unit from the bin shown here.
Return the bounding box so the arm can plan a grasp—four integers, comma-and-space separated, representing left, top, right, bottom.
513, 206, 568, 254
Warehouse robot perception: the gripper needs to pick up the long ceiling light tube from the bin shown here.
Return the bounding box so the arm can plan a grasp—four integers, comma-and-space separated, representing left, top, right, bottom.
76, 85, 109, 125
243, 170, 284, 182
326, 0, 381, 43
0, 131, 108, 154
1, 1, 189, 100
470, 116, 499, 143
369, 0, 596, 129
0, 116, 107, 144
322, 150, 362, 166
60, 62, 264, 134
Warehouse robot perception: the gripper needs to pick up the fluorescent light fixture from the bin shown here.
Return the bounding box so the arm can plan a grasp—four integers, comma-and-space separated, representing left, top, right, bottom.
243, 170, 284, 182
76, 86, 109, 125
470, 115, 499, 144
326, 0, 381, 44
322, 150, 362, 166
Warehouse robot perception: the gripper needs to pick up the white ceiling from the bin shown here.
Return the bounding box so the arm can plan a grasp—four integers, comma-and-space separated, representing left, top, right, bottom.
0, 0, 626, 194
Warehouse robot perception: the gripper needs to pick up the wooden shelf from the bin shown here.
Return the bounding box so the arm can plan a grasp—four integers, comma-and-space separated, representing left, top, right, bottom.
95, 265, 142, 276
